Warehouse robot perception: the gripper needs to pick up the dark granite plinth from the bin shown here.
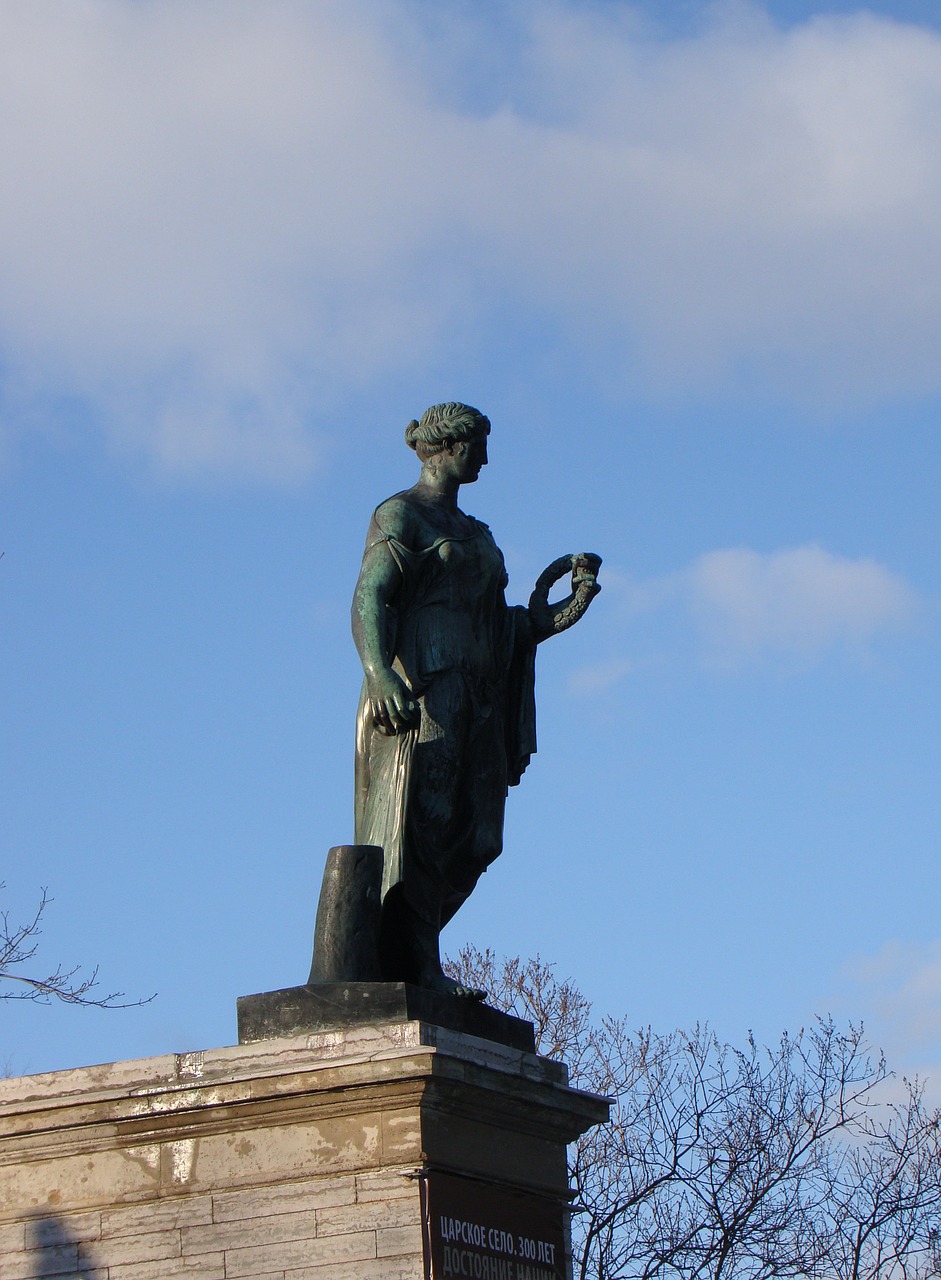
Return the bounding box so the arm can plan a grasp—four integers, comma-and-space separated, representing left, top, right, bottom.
236, 982, 536, 1053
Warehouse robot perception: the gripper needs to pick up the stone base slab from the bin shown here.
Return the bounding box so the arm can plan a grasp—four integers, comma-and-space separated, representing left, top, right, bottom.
237, 982, 536, 1053
0, 1020, 608, 1280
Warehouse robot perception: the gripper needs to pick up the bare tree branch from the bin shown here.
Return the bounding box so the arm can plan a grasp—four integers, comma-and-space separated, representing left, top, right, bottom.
1, 884, 155, 1009
447, 947, 941, 1280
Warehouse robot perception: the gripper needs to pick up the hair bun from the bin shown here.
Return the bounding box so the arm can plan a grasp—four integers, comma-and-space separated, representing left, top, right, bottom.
404, 419, 422, 450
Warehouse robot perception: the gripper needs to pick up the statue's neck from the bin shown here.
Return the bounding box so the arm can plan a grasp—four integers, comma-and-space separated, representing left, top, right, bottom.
415, 471, 460, 511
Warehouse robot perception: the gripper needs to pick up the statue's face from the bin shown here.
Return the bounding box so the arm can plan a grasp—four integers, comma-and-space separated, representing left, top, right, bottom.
452, 434, 488, 484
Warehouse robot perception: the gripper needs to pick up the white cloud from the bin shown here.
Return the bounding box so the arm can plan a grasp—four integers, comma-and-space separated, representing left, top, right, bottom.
602, 544, 917, 664
686, 544, 917, 657
568, 658, 634, 695
836, 941, 941, 1092
2, 2, 941, 473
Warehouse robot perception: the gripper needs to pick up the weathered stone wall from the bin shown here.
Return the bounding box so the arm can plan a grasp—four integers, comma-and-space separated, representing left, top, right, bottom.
0, 1022, 606, 1280
0, 1167, 422, 1279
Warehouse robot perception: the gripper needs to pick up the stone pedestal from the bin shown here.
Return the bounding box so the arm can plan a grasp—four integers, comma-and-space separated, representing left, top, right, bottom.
0, 1019, 608, 1279
237, 981, 537, 1053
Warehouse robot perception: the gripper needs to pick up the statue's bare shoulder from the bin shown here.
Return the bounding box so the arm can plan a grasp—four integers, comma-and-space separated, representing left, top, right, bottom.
371, 487, 459, 552
369, 491, 419, 548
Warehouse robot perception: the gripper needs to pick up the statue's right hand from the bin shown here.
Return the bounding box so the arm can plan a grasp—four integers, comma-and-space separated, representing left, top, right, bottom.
367, 669, 420, 736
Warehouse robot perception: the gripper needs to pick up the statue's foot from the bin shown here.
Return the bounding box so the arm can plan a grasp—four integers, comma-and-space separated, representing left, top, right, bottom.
423, 971, 487, 1001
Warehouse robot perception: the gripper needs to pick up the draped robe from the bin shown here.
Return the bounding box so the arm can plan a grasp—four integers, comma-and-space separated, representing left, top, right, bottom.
353, 499, 537, 930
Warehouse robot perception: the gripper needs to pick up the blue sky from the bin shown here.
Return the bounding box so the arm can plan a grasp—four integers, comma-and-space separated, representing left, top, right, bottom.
2, 0, 940, 1083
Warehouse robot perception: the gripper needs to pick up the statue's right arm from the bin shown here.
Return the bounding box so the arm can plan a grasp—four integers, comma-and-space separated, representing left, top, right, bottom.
351, 503, 421, 736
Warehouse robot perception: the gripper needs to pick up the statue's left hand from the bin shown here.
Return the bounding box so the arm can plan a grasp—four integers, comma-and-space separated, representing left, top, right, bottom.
529, 552, 602, 640
571, 555, 602, 598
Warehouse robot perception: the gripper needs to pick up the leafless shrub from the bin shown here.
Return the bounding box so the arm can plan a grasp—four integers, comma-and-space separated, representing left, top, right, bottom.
447, 946, 941, 1280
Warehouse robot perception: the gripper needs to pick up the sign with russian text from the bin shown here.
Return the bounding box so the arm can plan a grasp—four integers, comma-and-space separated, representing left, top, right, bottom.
422, 1169, 567, 1280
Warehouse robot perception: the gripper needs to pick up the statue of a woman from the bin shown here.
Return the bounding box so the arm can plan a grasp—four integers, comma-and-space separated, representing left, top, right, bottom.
352, 402, 600, 997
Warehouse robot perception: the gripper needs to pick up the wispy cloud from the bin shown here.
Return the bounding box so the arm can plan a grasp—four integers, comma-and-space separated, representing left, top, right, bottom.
2, 2, 941, 474
600, 543, 917, 668
686, 545, 918, 658
835, 941, 941, 1094
568, 658, 634, 695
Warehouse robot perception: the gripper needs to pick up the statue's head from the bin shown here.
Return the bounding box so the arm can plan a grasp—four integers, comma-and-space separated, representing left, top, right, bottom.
405, 402, 491, 462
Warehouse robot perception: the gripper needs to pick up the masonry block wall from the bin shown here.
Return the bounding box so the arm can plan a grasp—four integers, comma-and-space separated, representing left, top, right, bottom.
0, 1022, 606, 1280
0, 1167, 422, 1280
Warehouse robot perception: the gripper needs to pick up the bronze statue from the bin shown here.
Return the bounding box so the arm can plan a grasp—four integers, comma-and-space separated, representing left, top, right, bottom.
350, 402, 601, 998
